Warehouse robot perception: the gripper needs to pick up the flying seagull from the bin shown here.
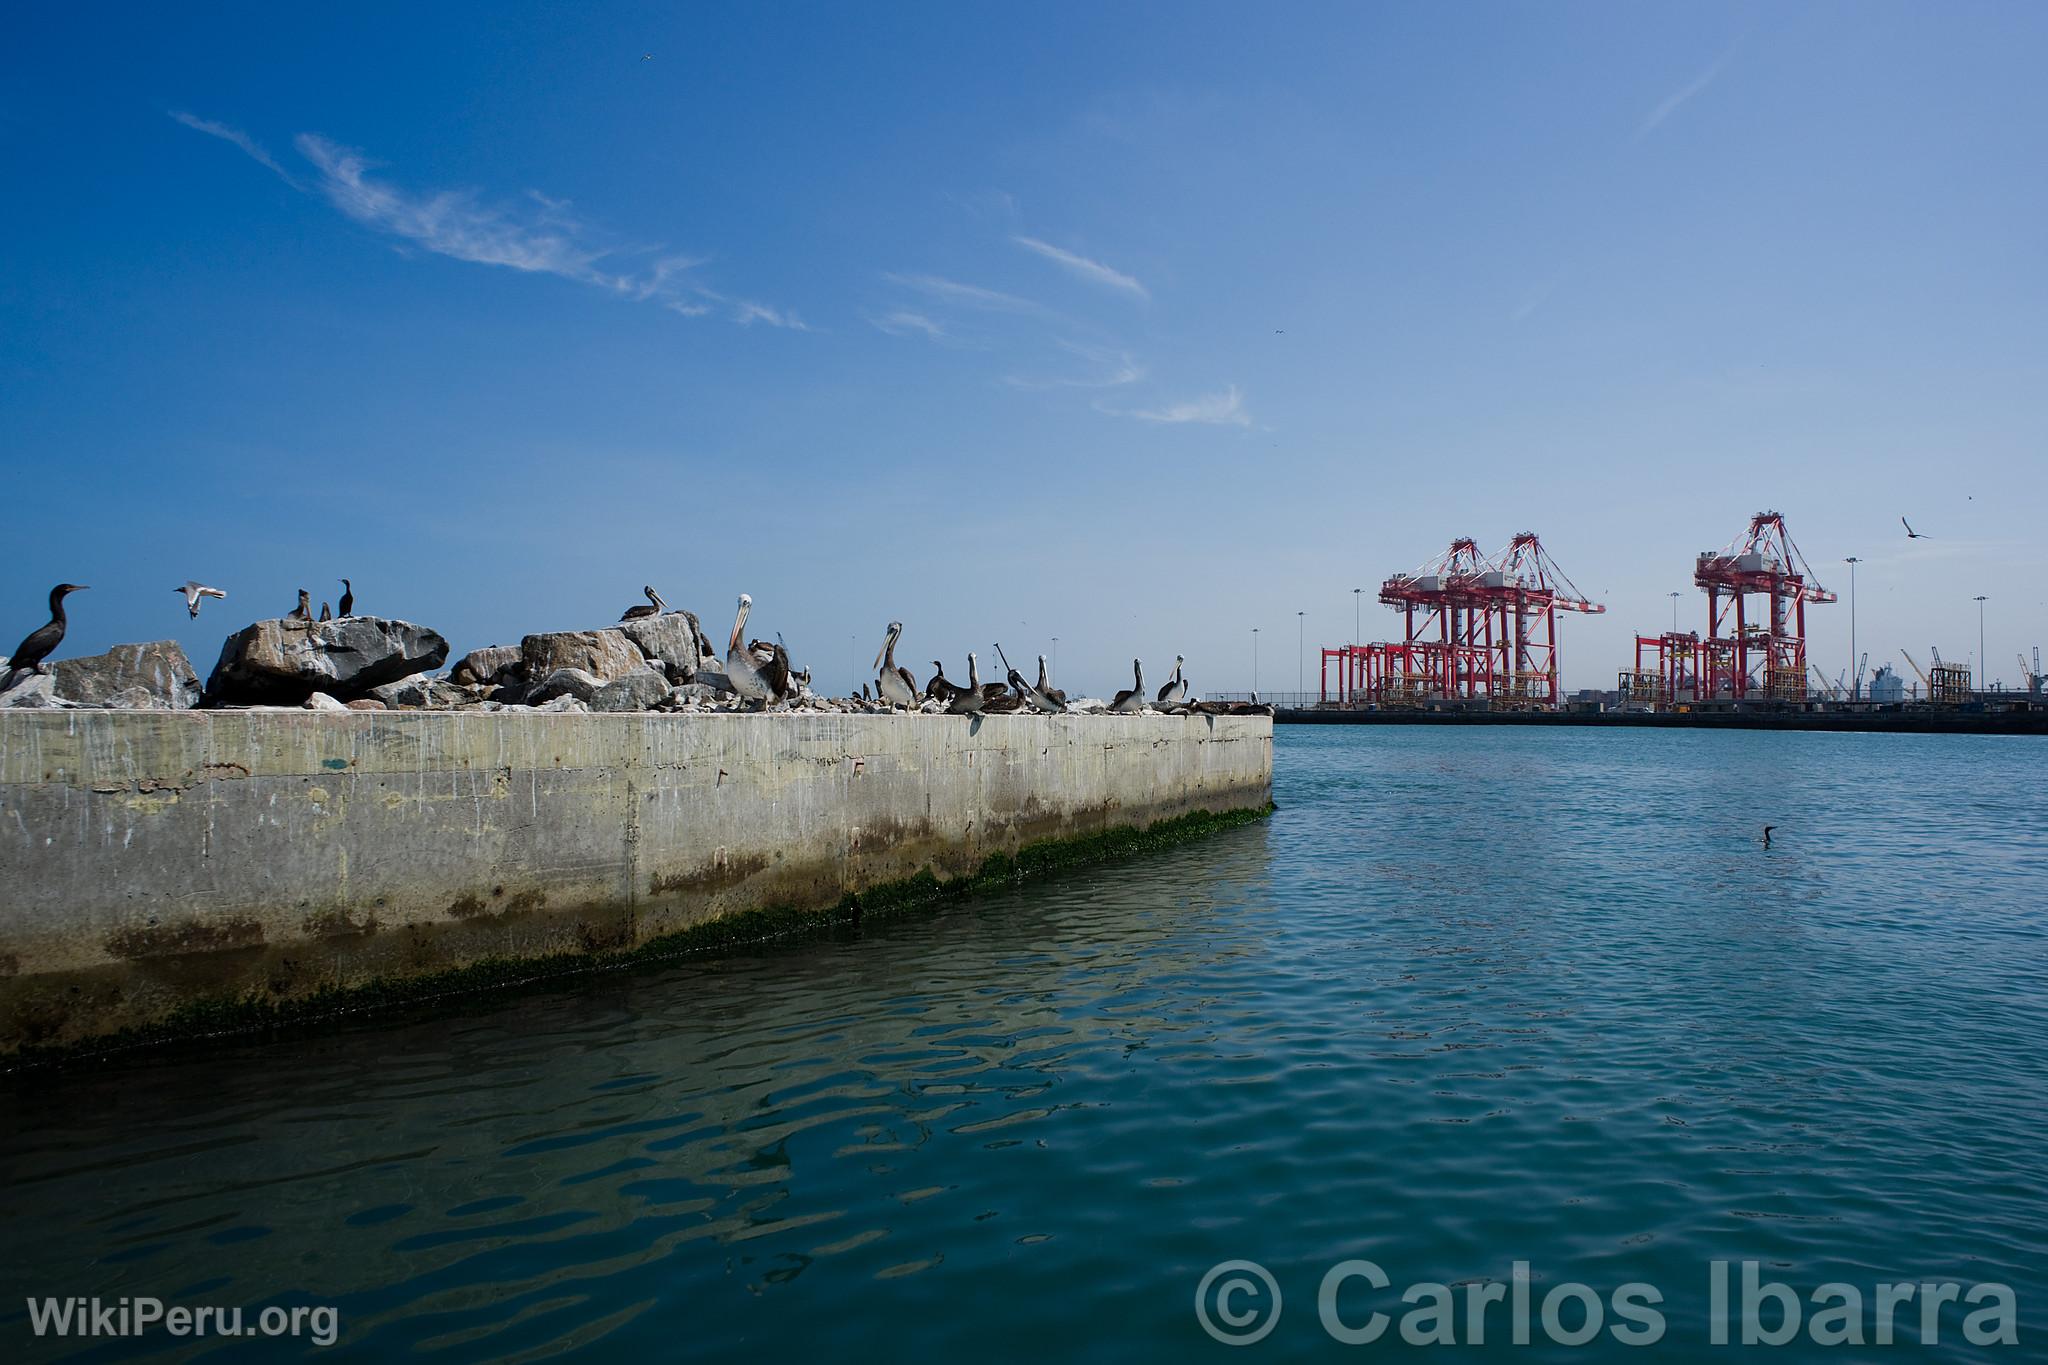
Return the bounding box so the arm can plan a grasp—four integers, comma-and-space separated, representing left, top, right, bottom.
174, 581, 227, 619
1901, 517, 1927, 539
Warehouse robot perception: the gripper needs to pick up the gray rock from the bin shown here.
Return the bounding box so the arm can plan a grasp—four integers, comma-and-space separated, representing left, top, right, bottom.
0, 672, 69, 709
305, 692, 349, 711
368, 676, 472, 710
529, 667, 607, 704
206, 616, 450, 705
617, 611, 706, 682
536, 694, 589, 713
521, 629, 646, 685
667, 681, 729, 704
691, 665, 736, 695
449, 644, 523, 687
587, 668, 672, 712
50, 640, 202, 710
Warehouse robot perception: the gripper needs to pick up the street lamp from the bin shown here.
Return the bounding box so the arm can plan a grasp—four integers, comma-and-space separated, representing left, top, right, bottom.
1352, 587, 1362, 647
1974, 595, 1988, 693
1667, 591, 1681, 633
1844, 557, 1861, 699
1297, 611, 1305, 701
1252, 627, 1259, 696
1051, 636, 1058, 682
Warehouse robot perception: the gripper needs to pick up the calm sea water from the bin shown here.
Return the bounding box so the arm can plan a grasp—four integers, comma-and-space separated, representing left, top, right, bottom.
4, 727, 2046, 1362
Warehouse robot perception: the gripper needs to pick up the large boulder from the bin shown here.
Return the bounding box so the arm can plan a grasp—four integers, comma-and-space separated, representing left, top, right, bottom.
449, 644, 523, 688
617, 611, 707, 681
367, 676, 473, 710
588, 668, 673, 712
52, 640, 201, 710
205, 616, 450, 705
520, 629, 646, 684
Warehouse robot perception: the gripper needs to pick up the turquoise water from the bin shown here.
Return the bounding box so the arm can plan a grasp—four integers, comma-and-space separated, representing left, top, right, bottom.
5, 728, 2046, 1361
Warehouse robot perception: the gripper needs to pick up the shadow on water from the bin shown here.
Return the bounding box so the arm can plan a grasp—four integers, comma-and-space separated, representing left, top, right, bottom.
3, 726, 2046, 1362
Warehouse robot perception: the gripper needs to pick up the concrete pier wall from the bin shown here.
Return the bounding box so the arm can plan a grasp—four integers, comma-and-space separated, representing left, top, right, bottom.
0, 710, 1271, 1054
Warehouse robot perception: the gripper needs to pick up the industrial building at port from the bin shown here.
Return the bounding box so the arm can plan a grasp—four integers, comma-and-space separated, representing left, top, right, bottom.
1317, 511, 2044, 715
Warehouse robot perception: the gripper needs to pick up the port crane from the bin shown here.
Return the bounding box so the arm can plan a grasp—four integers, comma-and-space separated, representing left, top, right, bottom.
1900, 649, 1932, 703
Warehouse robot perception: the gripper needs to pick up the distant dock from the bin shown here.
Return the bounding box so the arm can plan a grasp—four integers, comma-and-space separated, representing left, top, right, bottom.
1276, 706, 2048, 736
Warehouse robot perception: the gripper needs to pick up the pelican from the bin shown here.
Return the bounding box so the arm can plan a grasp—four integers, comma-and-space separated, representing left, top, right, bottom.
4, 584, 87, 683
747, 633, 797, 702
1109, 659, 1146, 713
724, 594, 773, 708
873, 622, 918, 707
621, 585, 667, 621
173, 581, 226, 619
925, 660, 961, 703
1035, 655, 1067, 707
945, 654, 986, 715
997, 643, 1065, 713
1156, 654, 1188, 704
337, 578, 355, 616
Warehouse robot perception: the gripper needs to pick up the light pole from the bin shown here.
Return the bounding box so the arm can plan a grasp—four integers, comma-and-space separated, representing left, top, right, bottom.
1974, 595, 1988, 693
1297, 611, 1305, 701
1668, 591, 1681, 633
1252, 628, 1259, 696
1352, 587, 1362, 646
1844, 557, 1860, 699
1051, 637, 1058, 684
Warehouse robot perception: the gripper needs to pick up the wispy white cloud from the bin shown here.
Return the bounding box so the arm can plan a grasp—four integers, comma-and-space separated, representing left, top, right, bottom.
170, 110, 292, 181
1636, 48, 1735, 141
1011, 236, 1148, 299
1005, 341, 1144, 390
1111, 384, 1251, 427
882, 271, 1046, 316
174, 115, 799, 328
870, 309, 949, 340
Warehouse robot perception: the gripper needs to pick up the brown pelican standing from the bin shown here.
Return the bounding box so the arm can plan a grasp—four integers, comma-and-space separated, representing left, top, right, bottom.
725, 594, 773, 708
173, 581, 226, 619
997, 643, 1065, 713
925, 660, 961, 703
945, 654, 986, 715
337, 579, 354, 616
1035, 655, 1067, 708
1156, 654, 1188, 704
4, 584, 87, 683
1109, 658, 1147, 713
621, 585, 667, 621
873, 622, 918, 707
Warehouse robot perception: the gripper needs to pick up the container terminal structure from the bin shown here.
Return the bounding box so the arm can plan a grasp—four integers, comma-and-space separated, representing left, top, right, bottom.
1320, 533, 1603, 710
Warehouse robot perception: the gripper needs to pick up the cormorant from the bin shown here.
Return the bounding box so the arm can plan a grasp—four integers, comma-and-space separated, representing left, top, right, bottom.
1901, 518, 1926, 540
337, 579, 354, 616
925, 660, 961, 703
290, 589, 312, 625
945, 654, 986, 715
1762, 825, 1775, 849
4, 584, 87, 682
319, 601, 333, 622
873, 622, 918, 707
174, 581, 226, 619
1110, 659, 1147, 713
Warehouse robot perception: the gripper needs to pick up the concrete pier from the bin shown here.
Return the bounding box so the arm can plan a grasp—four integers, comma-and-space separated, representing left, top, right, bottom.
0, 710, 1272, 1055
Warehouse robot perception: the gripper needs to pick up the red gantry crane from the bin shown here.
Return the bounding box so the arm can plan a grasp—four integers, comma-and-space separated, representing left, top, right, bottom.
1693, 511, 1836, 702
1321, 533, 1603, 709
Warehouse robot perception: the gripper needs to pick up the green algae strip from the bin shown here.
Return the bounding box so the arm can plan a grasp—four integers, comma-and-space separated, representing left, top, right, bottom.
8, 803, 1273, 1072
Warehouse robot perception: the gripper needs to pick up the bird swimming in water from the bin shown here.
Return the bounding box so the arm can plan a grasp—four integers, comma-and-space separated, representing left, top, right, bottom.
337, 579, 354, 616
621, 585, 667, 621
724, 594, 773, 708
873, 622, 918, 707
173, 581, 226, 619
4, 584, 87, 684
289, 589, 313, 626
1762, 825, 1775, 849
945, 654, 986, 715
925, 660, 961, 703
319, 601, 332, 622
1110, 658, 1147, 713
996, 643, 1065, 713
1901, 517, 1927, 540
1156, 654, 1188, 704
1035, 654, 1067, 707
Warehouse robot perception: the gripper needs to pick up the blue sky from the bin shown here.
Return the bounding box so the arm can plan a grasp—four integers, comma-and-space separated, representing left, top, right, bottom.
4, 2, 2044, 695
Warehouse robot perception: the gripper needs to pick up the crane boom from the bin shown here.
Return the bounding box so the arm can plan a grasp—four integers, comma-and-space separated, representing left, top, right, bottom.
1900, 649, 1932, 690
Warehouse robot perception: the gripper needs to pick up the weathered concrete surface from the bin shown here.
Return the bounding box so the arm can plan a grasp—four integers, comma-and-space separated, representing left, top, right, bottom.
0, 709, 1271, 1053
